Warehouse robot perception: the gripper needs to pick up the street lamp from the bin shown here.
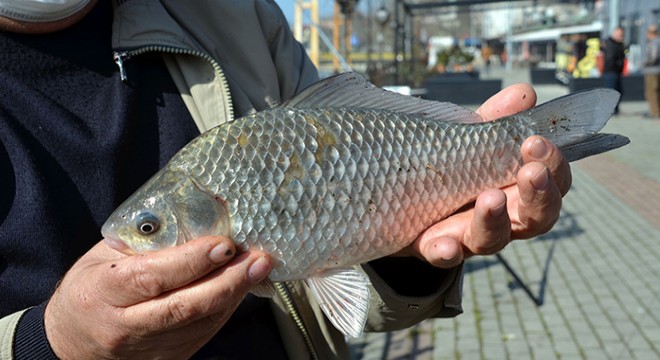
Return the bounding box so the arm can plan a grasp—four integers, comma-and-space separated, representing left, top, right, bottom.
336, 0, 358, 15
376, 5, 390, 26
336, 0, 359, 64
375, 6, 390, 69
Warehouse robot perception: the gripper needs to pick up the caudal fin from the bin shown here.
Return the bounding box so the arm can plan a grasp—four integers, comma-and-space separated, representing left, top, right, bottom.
524, 89, 630, 162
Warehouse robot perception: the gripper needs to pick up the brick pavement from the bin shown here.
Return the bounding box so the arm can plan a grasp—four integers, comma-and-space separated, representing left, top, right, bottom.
349, 74, 660, 359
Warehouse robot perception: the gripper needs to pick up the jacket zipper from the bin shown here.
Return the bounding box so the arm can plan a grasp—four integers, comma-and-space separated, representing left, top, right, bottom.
112, 45, 234, 123
275, 282, 319, 360
112, 52, 129, 82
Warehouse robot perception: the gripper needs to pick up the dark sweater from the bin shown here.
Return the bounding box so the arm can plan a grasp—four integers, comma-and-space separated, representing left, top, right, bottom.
0, 2, 286, 358
603, 36, 625, 74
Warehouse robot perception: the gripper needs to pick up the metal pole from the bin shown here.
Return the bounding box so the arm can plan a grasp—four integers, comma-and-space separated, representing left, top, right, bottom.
609, 0, 620, 33
407, 10, 414, 83
345, 13, 352, 66
310, 0, 319, 68
505, 0, 512, 71
402, 9, 407, 69
294, 1, 303, 42
394, 0, 400, 84
293, 1, 320, 69
333, 2, 341, 73
367, 0, 373, 71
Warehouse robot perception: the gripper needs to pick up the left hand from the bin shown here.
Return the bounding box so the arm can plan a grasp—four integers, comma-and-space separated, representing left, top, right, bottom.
402, 83, 572, 268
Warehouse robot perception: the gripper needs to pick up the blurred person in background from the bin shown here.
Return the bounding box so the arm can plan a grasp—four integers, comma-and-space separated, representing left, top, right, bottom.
601, 27, 626, 115
643, 25, 660, 118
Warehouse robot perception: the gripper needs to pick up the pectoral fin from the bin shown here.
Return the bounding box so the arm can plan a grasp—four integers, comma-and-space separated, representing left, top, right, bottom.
250, 279, 277, 298
304, 268, 371, 338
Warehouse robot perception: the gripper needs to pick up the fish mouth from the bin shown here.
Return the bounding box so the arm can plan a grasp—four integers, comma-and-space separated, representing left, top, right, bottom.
102, 236, 134, 254
101, 221, 134, 254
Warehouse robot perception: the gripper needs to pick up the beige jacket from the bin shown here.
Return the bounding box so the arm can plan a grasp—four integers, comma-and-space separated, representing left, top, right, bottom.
0, 1, 463, 359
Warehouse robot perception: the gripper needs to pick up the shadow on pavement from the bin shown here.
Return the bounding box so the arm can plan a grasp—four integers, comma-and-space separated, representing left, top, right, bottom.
465, 209, 584, 306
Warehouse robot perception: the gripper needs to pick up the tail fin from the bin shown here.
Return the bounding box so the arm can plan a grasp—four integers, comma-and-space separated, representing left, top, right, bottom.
524, 89, 630, 162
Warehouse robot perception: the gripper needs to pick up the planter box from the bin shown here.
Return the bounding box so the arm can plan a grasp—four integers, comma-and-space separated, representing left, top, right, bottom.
621, 75, 645, 101
568, 75, 645, 101
567, 77, 603, 93
422, 75, 502, 105
530, 68, 559, 85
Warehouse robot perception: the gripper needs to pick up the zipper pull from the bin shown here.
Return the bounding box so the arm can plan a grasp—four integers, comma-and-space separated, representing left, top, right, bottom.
113, 51, 130, 83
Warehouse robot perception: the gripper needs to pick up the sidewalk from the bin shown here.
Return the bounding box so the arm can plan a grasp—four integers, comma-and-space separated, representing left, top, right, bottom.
349, 71, 660, 359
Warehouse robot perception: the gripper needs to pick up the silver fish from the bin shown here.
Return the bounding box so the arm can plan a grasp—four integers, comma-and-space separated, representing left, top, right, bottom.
101, 73, 628, 337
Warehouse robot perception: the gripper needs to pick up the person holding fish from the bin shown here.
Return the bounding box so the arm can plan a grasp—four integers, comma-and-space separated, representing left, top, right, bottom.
0, 1, 624, 359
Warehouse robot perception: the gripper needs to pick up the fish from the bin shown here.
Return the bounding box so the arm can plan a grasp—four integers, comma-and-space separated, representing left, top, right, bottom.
101, 72, 629, 338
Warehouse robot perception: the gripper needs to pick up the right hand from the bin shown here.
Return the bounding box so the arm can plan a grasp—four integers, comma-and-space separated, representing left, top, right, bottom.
45, 236, 272, 359
400, 84, 571, 268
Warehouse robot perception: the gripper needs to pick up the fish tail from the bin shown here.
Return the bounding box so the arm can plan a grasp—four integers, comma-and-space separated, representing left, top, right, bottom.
524, 89, 630, 162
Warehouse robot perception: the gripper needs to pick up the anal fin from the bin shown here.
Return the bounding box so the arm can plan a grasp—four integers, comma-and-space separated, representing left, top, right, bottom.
304, 268, 371, 338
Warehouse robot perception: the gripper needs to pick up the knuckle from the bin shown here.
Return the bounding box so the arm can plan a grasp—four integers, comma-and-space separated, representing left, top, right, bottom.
183, 254, 206, 277
472, 224, 512, 255
166, 297, 201, 324
473, 238, 509, 255
558, 164, 573, 196
517, 211, 559, 239
126, 262, 166, 298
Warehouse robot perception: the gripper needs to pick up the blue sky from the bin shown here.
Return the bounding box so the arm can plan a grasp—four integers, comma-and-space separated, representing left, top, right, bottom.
275, 0, 331, 23
275, 0, 370, 24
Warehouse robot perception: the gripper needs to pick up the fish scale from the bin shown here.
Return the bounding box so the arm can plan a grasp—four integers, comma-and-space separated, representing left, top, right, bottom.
167, 107, 530, 281
102, 73, 627, 337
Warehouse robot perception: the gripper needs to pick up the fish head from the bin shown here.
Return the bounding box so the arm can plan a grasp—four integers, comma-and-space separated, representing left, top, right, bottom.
102, 169, 230, 254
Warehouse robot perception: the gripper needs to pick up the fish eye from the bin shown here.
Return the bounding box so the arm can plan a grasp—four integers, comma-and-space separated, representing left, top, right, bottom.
136, 212, 161, 236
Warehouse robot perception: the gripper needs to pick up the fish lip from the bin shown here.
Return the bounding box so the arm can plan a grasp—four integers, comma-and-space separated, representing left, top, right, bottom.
103, 236, 133, 255
101, 218, 130, 253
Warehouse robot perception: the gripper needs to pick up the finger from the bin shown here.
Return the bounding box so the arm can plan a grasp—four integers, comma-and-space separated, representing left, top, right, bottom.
124, 251, 272, 329
511, 162, 563, 239
476, 83, 537, 120
412, 232, 464, 269
100, 236, 238, 306
464, 188, 512, 256
411, 204, 479, 268
521, 136, 572, 195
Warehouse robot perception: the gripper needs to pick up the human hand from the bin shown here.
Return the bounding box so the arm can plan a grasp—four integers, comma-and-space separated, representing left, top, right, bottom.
45, 236, 272, 359
403, 83, 572, 268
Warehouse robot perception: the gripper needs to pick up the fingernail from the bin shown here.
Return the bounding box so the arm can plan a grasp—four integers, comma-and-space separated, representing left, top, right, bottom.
209, 243, 233, 263
530, 138, 548, 160
531, 167, 550, 190
248, 256, 272, 284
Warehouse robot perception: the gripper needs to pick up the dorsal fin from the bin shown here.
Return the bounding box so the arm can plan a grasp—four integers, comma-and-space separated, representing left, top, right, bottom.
282, 72, 484, 123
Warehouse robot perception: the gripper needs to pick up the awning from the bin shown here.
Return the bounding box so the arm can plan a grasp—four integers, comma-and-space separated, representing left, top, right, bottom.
510, 21, 603, 42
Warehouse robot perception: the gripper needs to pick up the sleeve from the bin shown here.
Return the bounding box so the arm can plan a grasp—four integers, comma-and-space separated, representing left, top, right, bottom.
0, 303, 57, 360
645, 41, 660, 66
361, 258, 464, 332
254, 0, 319, 100
1, 305, 57, 360
0, 310, 25, 359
